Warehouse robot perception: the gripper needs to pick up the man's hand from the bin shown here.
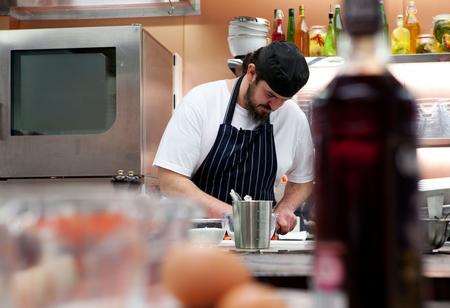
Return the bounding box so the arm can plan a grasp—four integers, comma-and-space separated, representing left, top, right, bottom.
274, 206, 297, 235
158, 167, 233, 218
273, 181, 313, 234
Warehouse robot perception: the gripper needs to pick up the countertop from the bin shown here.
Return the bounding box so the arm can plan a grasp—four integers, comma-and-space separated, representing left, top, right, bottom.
219, 240, 450, 278
219, 240, 450, 301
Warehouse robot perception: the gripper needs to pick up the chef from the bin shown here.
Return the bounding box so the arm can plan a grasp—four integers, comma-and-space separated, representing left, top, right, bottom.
153, 42, 313, 234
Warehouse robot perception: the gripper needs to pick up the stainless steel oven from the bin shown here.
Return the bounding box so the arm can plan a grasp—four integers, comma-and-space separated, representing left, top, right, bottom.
0, 25, 176, 178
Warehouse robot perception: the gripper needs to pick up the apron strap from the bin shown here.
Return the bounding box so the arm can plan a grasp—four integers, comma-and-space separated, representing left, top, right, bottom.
223, 76, 244, 125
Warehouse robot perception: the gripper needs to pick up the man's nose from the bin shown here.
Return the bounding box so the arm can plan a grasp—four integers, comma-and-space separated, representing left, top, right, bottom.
268, 98, 284, 110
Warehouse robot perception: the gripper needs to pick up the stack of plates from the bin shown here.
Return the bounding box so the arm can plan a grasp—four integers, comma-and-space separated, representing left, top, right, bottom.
228, 16, 270, 57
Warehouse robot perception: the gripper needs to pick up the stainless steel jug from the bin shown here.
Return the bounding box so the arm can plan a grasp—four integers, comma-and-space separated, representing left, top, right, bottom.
232, 200, 273, 250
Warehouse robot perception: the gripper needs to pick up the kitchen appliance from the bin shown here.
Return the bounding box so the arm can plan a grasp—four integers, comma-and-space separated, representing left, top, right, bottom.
0, 25, 180, 179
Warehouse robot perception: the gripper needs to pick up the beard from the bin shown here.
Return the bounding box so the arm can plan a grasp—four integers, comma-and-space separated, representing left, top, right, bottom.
244, 81, 270, 121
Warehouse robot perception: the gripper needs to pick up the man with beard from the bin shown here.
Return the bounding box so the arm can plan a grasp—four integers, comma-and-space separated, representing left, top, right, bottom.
153, 42, 313, 234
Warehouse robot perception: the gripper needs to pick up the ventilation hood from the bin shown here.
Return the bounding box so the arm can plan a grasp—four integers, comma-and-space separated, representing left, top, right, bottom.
3, 0, 200, 20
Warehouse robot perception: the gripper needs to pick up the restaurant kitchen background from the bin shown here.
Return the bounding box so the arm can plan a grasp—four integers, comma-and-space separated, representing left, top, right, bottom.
1, 0, 449, 180
0, 0, 450, 307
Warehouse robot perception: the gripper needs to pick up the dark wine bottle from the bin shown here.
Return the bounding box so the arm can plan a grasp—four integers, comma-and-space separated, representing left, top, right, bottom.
312, 0, 423, 307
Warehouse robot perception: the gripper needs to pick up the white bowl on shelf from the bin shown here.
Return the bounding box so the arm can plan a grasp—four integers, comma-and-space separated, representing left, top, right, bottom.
228, 24, 269, 37
228, 35, 270, 57
229, 16, 270, 32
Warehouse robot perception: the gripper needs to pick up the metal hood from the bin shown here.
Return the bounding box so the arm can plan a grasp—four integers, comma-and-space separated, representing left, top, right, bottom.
5, 0, 200, 20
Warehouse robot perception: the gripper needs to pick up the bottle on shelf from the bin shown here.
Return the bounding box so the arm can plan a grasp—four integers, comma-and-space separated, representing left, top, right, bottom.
272, 9, 277, 36
313, 0, 423, 306
380, 0, 390, 46
324, 5, 336, 56
295, 5, 310, 56
309, 25, 327, 56
404, 0, 421, 53
272, 9, 286, 42
333, 4, 344, 53
391, 14, 411, 54
287, 8, 296, 43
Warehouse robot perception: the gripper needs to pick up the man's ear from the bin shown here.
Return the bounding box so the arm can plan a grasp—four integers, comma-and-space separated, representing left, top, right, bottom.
246, 63, 256, 82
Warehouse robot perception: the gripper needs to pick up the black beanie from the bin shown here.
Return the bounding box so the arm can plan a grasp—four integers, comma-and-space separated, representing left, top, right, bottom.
255, 41, 309, 97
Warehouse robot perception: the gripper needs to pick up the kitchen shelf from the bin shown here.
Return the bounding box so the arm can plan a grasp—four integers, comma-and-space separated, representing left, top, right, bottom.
390, 52, 450, 63
306, 52, 450, 67
6, 0, 200, 20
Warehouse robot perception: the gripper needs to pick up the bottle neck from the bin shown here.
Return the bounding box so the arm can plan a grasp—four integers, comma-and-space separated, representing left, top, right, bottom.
406, 11, 418, 23
341, 34, 389, 75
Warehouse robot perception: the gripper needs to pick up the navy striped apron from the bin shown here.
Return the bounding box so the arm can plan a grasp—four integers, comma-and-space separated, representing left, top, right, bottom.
191, 76, 278, 205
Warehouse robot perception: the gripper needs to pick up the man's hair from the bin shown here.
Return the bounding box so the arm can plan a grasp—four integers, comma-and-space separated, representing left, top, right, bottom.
241, 47, 263, 83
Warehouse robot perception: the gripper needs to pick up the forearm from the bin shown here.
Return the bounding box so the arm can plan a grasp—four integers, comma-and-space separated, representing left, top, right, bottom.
276, 181, 313, 212
158, 167, 232, 218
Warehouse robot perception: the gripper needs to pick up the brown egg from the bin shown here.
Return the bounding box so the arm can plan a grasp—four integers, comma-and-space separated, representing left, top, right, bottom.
161, 244, 252, 308
217, 283, 287, 308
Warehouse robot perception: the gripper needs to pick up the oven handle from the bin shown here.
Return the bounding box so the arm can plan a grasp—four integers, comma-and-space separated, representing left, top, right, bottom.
0, 102, 3, 140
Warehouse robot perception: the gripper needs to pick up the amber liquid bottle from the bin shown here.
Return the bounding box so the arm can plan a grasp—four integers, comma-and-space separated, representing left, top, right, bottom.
404, 0, 421, 53
312, 0, 423, 307
295, 5, 310, 56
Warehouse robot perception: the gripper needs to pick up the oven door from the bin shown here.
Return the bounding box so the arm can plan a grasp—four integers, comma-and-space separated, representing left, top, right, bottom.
0, 25, 141, 178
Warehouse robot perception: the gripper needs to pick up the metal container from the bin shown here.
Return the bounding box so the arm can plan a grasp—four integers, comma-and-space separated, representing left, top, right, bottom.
232, 200, 272, 250
421, 218, 449, 253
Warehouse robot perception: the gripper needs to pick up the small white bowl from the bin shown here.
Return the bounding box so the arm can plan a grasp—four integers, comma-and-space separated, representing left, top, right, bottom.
188, 228, 226, 246
228, 35, 269, 57
228, 24, 269, 37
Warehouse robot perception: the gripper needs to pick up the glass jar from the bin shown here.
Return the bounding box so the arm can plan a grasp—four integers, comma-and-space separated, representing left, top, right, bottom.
309, 25, 327, 56
416, 34, 440, 53
0, 191, 198, 307
433, 14, 450, 52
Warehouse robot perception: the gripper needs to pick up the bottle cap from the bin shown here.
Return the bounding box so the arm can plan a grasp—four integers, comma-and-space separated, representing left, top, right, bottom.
344, 0, 381, 36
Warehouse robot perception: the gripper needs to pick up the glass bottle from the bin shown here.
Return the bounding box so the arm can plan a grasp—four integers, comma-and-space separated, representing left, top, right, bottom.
380, 0, 390, 46
324, 7, 336, 56
404, 0, 421, 53
309, 26, 327, 56
295, 5, 310, 56
312, 0, 423, 307
272, 9, 277, 38
333, 4, 344, 53
272, 9, 286, 42
391, 14, 411, 54
287, 8, 296, 43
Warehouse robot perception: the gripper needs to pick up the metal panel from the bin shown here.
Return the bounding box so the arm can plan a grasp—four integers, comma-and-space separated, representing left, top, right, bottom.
9, 0, 200, 20
0, 25, 142, 178
141, 28, 173, 177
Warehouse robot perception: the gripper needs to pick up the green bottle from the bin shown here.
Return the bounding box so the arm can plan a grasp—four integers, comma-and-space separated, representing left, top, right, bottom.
333, 4, 343, 52
287, 8, 296, 43
324, 7, 336, 56
380, 0, 390, 46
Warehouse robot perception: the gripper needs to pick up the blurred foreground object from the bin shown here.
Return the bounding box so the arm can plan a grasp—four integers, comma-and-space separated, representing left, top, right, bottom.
161, 244, 251, 307
0, 190, 197, 307
312, 0, 422, 306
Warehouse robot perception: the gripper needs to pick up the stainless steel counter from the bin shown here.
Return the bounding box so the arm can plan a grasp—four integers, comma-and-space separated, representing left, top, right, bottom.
0, 177, 160, 204
220, 240, 450, 301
